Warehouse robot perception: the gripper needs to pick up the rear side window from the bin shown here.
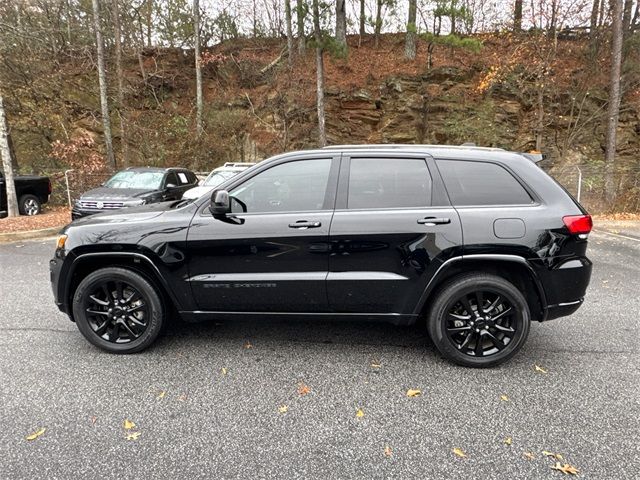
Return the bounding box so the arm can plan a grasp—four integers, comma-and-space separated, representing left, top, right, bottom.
348, 158, 431, 209
437, 160, 533, 206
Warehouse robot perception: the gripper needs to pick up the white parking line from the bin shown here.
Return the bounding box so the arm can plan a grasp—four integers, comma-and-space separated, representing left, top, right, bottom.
592, 229, 640, 243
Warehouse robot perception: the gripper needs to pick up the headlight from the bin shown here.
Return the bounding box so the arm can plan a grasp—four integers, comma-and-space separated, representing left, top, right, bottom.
56, 234, 68, 250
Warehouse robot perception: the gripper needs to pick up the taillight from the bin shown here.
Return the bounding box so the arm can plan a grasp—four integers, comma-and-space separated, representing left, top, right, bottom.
563, 215, 592, 235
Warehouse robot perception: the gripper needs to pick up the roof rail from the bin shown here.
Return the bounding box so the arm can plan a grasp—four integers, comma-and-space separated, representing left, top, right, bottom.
321, 143, 505, 152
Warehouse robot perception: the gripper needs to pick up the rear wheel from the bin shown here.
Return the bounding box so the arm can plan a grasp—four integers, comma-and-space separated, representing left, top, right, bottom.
19, 194, 41, 215
72, 267, 165, 353
427, 273, 530, 368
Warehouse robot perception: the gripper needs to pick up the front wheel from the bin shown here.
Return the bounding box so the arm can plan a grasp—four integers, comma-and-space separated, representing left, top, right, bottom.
427, 273, 530, 368
72, 267, 165, 353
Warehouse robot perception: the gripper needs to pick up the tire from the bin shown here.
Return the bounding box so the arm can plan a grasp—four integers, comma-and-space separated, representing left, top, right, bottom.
19, 194, 41, 216
72, 267, 165, 354
427, 273, 530, 368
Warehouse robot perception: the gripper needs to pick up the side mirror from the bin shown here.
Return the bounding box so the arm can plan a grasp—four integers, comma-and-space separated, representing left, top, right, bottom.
209, 189, 230, 216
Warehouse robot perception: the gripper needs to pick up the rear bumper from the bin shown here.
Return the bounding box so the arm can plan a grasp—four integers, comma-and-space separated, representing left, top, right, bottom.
537, 256, 592, 321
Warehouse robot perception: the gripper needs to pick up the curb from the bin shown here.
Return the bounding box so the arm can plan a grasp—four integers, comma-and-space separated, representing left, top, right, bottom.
0, 225, 65, 244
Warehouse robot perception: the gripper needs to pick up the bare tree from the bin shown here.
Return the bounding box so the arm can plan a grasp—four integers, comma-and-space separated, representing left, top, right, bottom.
604, 0, 624, 205
374, 0, 383, 47
405, 0, 417, 59
194, 0, 204, 137
312, 0, 326, 147
112, 0, 129, 166
297, 0, 306, 55
285, 0, 294, 65
359, 0, 366, 37
514, 0, 523, 31
0, 94, 19, 217
336, 0, 347, 50
91, 0, 116, 170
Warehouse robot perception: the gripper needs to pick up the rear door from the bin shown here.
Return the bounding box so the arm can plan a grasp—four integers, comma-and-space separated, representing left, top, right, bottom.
327, 153, 463, 315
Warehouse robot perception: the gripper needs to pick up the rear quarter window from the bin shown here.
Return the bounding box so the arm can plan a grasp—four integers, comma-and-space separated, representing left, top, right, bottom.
437, 159, 533, 206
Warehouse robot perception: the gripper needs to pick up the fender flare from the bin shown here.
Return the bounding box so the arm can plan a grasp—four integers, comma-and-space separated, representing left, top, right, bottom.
413, 254, 548, 320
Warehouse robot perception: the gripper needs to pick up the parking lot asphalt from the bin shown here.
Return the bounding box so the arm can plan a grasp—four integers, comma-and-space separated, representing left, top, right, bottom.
1, 231, 639, 479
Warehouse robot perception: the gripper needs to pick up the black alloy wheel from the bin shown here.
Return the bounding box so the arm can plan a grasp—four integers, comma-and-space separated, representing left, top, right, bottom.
428, 273, 530, 368
73, 267, 165, 353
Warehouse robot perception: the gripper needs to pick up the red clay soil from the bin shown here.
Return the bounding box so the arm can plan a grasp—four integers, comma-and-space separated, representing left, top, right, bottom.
0, 206, 70, 233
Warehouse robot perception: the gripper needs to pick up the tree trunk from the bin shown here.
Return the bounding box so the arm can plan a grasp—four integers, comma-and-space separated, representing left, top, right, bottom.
285, 0, 294, 65
146, 0, 152, 47
194, 0, 204, 137
336, 0, 347, 50
297, 0, 306, 55
312, 0, 326, 147
359, 0, 366, 37
589, 0, 600, 42
535, 83, 544, 151
374, 0, 382, 48
405, 0, 417, 59
622, 0, 633, 40
514, 0, 523, 31
112, 0, 129, 166
0, 94, 19, 217
604, 0, 624, 206
91, 0, 116, 170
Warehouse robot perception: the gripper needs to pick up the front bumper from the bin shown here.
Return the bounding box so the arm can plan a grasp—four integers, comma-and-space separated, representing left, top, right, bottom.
49, 254, 69, 315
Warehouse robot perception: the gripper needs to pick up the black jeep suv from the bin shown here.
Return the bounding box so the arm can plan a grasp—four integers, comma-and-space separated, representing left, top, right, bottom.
50, 145, 592, 367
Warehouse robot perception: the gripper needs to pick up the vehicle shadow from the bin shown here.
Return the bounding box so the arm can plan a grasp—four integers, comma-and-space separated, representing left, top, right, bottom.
161, 316, 433, 351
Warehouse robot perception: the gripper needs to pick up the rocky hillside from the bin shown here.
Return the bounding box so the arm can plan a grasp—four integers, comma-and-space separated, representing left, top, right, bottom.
6, 33, 640, 209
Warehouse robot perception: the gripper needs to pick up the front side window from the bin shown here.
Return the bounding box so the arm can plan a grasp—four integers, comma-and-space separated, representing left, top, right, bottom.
437, 160, 533, 206
231, 159, 331, 213
103, 171, 165, 190
347, 158, 432, 209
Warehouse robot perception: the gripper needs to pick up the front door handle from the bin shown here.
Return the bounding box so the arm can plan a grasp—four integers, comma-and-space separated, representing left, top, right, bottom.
417, 217, 451, 226
289, 220, 322, 229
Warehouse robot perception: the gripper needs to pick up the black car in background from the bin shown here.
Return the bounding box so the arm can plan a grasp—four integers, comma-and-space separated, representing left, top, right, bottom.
51, 145, 592, 367
71, 167, 198, 219
0, 171, 51, 217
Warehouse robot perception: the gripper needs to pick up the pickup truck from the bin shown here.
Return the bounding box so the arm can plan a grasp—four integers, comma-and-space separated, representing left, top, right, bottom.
0, 171, 51, 217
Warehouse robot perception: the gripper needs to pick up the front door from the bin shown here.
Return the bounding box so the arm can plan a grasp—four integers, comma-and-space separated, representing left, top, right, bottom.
327, 154, 463, 315
185, 155, 339, 312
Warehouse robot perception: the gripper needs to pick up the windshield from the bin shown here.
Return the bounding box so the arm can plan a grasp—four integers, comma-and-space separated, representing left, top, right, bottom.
203, 170, 238, 187
103, 171, 165, 189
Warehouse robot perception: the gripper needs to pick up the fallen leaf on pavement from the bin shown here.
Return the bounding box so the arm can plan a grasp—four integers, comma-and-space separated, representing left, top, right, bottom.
371, 362, 382, 368
406, 389, 421, 397
356, 408, 364, 418
157, 391, 166, 400
244, 341, 253, 349
500, 394, 510, 402
298, 383, 311, 396
543, 450, 564, 460
551, 462, 579, 475
534, 365, 548, 374
123, 419, 136, 430
452, 448, 467, 458
278, 405, 288, 413
504, 437, 512, 445
126, 432, 141, 441
523, 452, 536, 460
221, 367, 227, 375
178, 394, 188, 402
384, 446, 392, 457
26, 428, 46, 441
90, 416, 97, 425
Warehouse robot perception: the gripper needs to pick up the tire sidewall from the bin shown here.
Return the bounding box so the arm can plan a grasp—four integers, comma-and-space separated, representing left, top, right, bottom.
72, 268, 164, 353
428, 275, 531, 368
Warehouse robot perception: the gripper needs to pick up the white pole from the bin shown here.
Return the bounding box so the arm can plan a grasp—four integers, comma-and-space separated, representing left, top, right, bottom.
64, 169, 74, 208
575, 166, 582, 202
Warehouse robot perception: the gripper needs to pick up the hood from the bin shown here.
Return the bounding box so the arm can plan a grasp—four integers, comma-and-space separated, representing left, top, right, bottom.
70, 202, 172, 227
182, 186, 214, 200
80, 187, 157, 201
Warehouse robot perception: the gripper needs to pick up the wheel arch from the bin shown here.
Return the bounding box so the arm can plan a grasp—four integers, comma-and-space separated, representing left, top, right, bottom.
414, 255, 547, 322
65, 252, 181, 321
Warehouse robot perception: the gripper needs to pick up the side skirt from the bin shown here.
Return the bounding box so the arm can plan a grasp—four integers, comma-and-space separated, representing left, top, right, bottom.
179, 311, 418, 326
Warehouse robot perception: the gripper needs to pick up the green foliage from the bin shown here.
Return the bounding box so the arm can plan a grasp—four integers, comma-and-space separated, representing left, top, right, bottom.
421, 33, 482, 53
442, 101, 503, 146
156, 0, 194, 48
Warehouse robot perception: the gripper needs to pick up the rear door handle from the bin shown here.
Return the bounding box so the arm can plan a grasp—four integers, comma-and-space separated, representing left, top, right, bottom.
289, 220, 322, 229
417, 217, 451, 226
